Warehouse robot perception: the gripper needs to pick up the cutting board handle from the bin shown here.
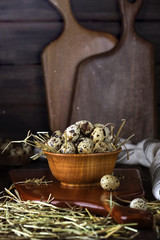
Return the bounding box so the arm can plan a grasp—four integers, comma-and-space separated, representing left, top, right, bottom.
104, 204, 153, 228
119, 0, 143, 37
48, 0, 78, 29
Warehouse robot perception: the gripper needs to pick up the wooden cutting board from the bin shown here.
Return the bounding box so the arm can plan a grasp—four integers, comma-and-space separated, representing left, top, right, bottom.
42, 0, 117, 133
9, 168, 153, 228
70, 0, 156, 143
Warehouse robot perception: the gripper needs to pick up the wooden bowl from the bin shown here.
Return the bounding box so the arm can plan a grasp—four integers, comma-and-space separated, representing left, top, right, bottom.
44, 149, 121, 188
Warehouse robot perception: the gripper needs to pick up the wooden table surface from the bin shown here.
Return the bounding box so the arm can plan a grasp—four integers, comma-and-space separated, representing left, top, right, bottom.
0, 163, 158, 240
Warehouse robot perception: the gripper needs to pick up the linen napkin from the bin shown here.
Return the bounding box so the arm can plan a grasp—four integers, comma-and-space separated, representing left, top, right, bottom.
117, 138, 160, 200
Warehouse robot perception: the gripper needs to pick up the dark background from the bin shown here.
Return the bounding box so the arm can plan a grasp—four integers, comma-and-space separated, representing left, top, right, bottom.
0, 0, 160, 140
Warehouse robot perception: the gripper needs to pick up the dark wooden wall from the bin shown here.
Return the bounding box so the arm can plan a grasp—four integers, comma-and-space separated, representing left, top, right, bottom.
0, 0, 160, 140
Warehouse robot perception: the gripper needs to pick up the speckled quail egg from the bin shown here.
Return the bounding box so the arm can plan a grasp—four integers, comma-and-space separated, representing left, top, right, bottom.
59, 141, 76, 154
130, 198, 148, 211
90, 127, 106, 143
52, 130, 62, 138
94, 123, 105, 128
74, 137, 86, 148
64, 124, 80, 142
100, 175, 120, 191
77, 138, 94, 154
93, 124, 112, 143
93, 141, 108, 153
75, 120, 94, 135
47, 134, 63, 153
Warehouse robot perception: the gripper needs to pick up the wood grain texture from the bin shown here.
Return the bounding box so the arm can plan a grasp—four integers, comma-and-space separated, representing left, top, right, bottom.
0, 0, 160, 21
9, 168, 148, 227
0, 21, 160, 65
44, 150, 121, 187
71, 0, 156, 143
0, 0, 159, 145
0, 22, 63, 65
0, 66, 45, 105
42, 0, 117, 133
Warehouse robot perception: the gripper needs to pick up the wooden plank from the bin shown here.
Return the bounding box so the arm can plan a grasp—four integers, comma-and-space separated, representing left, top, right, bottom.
80, 21, 160, 64
0, 66, 45, 105
0, 0, 61, 21
0, 105, 50, 139
0, 92, 159, 140
71, 0, 160, 21
42, 0, 117, 133
0, 21, 160, 65
0, 100, 159, 141
71, 0, 156, 144
0, 63, 159, 105
0, 63, 159, 103
0, 22, 63, 65
0, 0, 160, 21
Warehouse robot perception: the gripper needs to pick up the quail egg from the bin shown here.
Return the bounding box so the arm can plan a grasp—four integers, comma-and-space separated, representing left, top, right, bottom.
90, 127, 106, 143
94, 123, 105, 128
59, 141, 76, 154
74, 137, 86, 148
64, 124, 80, 142
100, 174, 120, 191
77, 138, 94, 154
75, 120, 94, 135
93, 124, 112, 143
93, 141, 108, 153
47, 130, 64, 152
52, 130, 62, 138
130, 198, 148, 211
47, 135, 63, 153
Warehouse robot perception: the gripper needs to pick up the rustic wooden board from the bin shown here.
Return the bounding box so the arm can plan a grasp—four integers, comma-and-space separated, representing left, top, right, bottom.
71, 0, 156, 143
42, 0, 117, 133
0, 66, 45, 105
0, 22, 63, 65
0, 0, 160, 21
10, 168, 144, 204
0, 22, 159, 65
9, 168, 153, 227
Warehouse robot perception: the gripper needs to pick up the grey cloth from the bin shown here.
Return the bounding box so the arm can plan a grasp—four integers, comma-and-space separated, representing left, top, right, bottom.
117, 138, 160, 200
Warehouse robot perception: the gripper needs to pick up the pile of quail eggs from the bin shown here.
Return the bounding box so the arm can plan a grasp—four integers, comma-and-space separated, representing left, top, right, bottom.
46, 120, 117, 154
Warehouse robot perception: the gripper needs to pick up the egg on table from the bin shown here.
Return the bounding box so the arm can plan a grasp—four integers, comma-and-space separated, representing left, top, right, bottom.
100, 174, 120, 191
130, 198, 148, 211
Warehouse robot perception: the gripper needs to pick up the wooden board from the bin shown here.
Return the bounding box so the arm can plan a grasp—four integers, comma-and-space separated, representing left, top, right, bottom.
9, 168, 153, 228
1, 0, 160, 21
70, 0, 156, 143
42, 0, 117, 133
